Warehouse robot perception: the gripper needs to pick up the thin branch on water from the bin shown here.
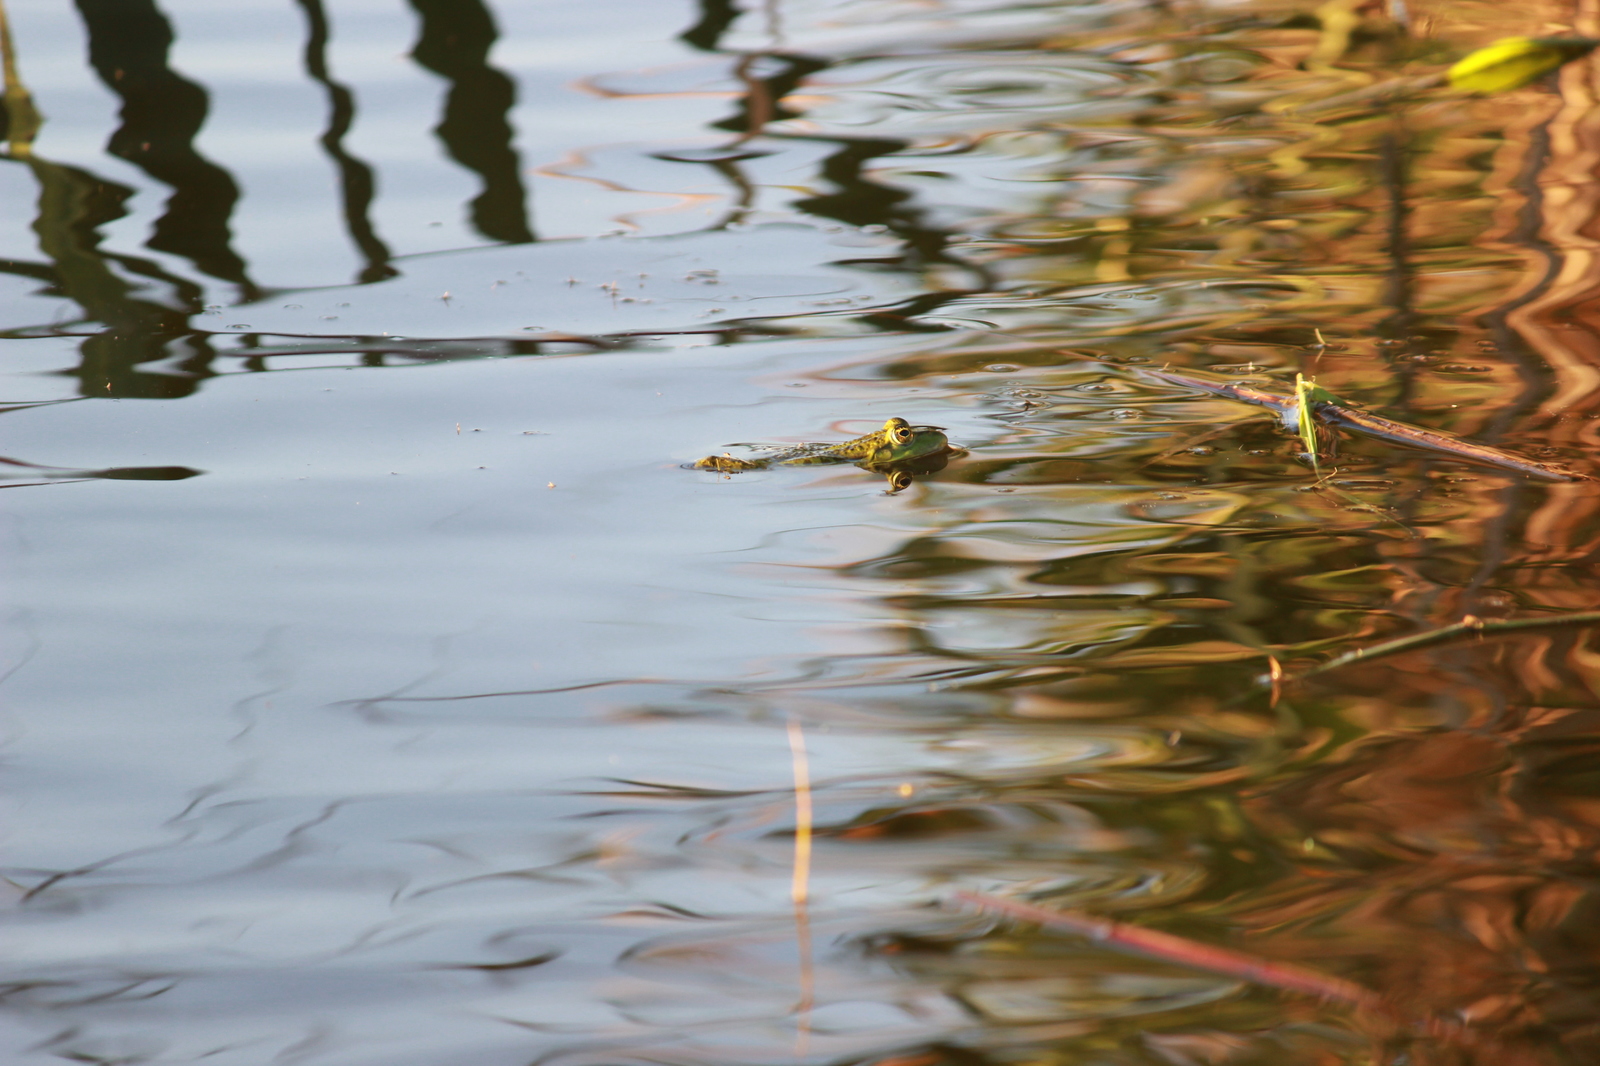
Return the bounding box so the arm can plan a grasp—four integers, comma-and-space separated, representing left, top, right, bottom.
952, 892, 1471, 1045
1291, 610, 1600, 679
1148, 369, 1583, 482
953, 891, 1380, 1007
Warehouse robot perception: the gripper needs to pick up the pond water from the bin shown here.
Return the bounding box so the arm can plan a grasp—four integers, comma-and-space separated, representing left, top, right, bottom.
5, 0, 1600, 1063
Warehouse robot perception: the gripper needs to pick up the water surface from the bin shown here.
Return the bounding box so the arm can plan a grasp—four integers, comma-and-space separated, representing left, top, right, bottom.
5, 0, 1600, 1063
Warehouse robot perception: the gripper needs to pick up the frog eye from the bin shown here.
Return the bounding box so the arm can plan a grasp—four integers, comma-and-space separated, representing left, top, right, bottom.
891, 423, 913, 444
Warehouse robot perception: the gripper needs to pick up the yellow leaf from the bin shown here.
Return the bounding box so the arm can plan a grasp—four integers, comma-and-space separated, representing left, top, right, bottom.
1294, 373, 1323, 476
1449, 37, 1599, 94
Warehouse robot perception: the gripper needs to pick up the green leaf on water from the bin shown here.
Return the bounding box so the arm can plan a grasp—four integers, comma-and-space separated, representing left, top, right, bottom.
1293, 373, 1337, 477
1448, 37, 1600, 94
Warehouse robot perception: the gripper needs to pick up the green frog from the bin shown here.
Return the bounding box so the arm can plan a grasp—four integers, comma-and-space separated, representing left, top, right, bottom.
694, 417, 953, 488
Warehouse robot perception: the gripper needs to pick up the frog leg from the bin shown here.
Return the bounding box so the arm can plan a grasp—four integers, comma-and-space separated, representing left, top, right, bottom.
694, 454, 770, 472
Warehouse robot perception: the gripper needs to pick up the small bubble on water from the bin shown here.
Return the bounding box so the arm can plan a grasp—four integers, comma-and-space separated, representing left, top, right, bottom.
228, 323, 251, 329
1109, 408, 1142, 420
985, 364, 1018, 373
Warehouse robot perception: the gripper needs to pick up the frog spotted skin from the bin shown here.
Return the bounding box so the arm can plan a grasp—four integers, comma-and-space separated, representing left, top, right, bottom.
694, 418, 949, 473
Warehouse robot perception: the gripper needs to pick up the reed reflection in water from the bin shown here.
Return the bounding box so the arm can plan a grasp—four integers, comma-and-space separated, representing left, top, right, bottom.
4, 0, 540, 395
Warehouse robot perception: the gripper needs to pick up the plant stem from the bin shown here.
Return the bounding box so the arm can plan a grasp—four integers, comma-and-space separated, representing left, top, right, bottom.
1295, 611, 1600, 678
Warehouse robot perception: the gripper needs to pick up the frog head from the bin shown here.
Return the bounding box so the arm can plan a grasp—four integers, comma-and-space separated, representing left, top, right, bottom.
868, 417, 949, 465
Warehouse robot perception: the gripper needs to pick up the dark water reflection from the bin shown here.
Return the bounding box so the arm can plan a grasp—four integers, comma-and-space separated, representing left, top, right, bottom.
406, 0, 533, 245
6, 0, 1600, 1063
75, 0, 252, 291
294, 0, 397, 283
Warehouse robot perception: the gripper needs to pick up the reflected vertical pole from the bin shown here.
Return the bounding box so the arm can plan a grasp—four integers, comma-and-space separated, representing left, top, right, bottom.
405, 0, 534, 244
786, 718, 814, 1056
292, 0, 396, 282
0, 0, 42, 155
72, 0, 255, 295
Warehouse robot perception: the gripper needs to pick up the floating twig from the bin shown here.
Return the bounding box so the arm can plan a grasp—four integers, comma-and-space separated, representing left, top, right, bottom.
1266, 37, 1600, 121
1149, 370, 1581, 482
1277, 72, 1446, 118
1292, 610, 1600, 679
952, 892, 1470, 1043
953, 891, 1381, 1007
